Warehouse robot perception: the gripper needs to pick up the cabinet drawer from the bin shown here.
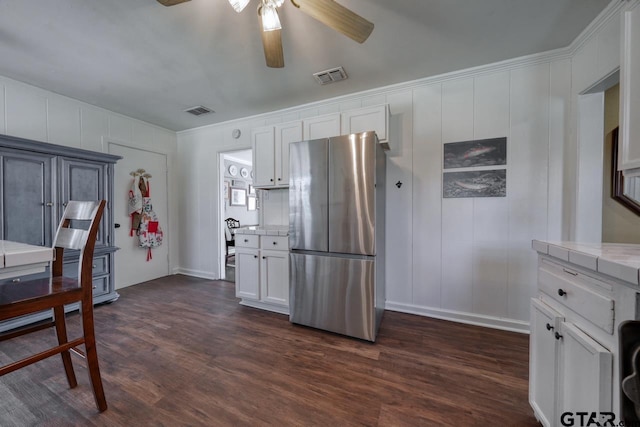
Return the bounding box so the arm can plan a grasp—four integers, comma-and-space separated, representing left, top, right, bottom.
260, 235, 289, 250
236, 234, 259, 248
92, 275, 109, 297
0, 269, 49, 286
64, 255, 109, 279
539, 262, 614, 334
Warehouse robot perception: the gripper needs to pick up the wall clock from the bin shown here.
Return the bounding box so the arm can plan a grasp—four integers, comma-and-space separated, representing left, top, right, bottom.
228, 164, 238, 176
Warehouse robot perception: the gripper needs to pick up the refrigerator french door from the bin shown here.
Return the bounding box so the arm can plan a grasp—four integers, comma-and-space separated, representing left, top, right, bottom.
289, 132, 385, 342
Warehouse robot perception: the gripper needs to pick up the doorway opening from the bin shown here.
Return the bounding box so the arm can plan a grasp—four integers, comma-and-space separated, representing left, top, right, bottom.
219, 149, 257, 282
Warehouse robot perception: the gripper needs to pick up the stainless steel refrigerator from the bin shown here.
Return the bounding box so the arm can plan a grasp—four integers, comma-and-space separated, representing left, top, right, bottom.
289, 131, 386, 342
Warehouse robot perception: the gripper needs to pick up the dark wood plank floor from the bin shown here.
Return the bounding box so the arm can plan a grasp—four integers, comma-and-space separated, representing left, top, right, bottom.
0, 275, 538, 426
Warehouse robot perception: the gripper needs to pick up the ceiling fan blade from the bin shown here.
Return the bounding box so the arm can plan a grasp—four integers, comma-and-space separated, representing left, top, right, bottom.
156, 0, 191, 6
292, 0, 373, 43
261, 29, 285, 68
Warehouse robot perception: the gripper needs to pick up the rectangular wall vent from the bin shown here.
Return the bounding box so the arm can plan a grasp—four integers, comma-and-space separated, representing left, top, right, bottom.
184, 106, 214, 116
313, 66, 348, 85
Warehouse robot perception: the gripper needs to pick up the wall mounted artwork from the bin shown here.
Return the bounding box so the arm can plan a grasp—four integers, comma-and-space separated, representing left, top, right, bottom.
444, 137, 507, 169
443, 169, 506, 198
442, 137, 507, 198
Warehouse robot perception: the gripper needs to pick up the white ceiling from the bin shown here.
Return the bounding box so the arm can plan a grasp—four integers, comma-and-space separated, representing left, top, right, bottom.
0, 0, 609, 131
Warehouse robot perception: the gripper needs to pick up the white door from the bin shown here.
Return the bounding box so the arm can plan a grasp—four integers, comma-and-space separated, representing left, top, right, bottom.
109, 142, 170, 289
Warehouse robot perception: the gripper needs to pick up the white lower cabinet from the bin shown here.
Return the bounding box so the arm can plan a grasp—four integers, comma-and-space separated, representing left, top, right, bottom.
235, 234, 289, 314
235, 248, 260, 300
530, 298, 613, 427
260, 249, 289, 306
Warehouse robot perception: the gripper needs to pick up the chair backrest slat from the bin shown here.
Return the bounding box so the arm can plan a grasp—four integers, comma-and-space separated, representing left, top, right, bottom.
56, 228, 89, 250
63, 201, 99, 221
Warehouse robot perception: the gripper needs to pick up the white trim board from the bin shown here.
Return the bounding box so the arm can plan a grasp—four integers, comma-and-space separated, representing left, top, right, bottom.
384, 301, 531, 334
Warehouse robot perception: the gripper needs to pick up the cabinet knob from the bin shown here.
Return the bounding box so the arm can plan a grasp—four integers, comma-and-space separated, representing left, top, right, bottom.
114, 223, 121, 228
270, 178, 274, 182
277, 178, 281, 181
262, 256, 266, 259
12, 278, 21, 283
545, 323, 554, 331
46, 202, 53, 207
272, 241, 277, 245
254, 255, 258, 259
63, 202, 68, 207
554, 332, 563, 340
244, 239, 249, 243
557, 289, 566, 297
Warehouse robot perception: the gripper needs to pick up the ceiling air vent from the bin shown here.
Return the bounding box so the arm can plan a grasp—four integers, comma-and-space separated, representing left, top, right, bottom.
313, 66, 348, 85
184, 106, 214, 116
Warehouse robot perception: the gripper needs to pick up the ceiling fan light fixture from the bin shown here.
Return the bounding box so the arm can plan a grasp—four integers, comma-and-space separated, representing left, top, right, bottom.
228, 0, 250, 13
261, 2, 281, 32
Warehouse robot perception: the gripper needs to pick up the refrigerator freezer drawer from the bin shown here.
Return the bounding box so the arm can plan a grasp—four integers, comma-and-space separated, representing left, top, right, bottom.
289, 252, 376, 341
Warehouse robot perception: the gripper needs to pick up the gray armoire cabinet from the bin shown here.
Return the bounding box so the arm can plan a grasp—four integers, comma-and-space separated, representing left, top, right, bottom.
0, 133, 121, 332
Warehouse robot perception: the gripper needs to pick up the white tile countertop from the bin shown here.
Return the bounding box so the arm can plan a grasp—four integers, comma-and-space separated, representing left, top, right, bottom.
233, 225, 289, 236
532, 240, 640, 285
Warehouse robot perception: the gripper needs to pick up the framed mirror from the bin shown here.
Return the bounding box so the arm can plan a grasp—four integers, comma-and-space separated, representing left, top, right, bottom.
612, 127, 640, 216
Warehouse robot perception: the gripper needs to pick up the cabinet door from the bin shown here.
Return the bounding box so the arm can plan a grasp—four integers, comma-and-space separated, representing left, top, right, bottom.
530, 299, 563, 427
620, 1, 640, 170
275, 121, 302, 187
252, 126, 276, 188
260, 249, 289, 307
236, 248, 260, 300
0, 150, 54, 246
59, 158, 107, 246
303, 114, 340, 140
341, 105, 389, 142
558, 322, 612, 419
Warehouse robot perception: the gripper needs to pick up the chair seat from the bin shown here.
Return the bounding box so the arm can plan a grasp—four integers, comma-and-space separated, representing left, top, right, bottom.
0, 277, 82, 320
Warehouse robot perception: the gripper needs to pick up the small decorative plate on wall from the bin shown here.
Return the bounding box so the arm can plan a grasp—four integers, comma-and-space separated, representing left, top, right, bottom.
240, 167, 249, 179
228, 164, 238, 176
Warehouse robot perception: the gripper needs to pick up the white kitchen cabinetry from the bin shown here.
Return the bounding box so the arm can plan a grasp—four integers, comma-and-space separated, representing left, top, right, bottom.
274, 121, 303, 187
619, 0, 640, 171
251, 126, 276, 188
235, 235, 260, 300
341, 105, 389, 145
302, 113, 341, 140
251, 122, 302, 189
530, 241, 640, 426
235, 232, 289, 314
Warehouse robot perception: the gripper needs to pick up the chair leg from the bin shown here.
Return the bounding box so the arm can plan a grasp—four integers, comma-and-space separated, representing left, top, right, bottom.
53, 305, 77, 389
80, 302, 107, 412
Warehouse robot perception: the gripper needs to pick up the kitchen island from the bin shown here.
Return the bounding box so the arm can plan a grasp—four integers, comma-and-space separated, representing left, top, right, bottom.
233, 226, 290, 315
529, 240, 640, 426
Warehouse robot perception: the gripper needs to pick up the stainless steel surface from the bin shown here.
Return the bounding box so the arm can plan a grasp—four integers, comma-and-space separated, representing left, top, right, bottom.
328, 132, 376, 256
289, 131, 386, 342
289, 139, 329, 253
289, 252, 375, 341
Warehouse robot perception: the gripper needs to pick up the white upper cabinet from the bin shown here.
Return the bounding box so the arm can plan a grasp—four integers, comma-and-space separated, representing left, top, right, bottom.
275, 121, 303, 187
302, 113, 341, 140
341, 104, 390, 145
251, 126, 276, 188
619, 0, 640, 171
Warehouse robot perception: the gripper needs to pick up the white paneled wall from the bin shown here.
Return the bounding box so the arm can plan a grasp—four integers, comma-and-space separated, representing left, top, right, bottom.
176, 5, 623, 332
0, 74, 179, 283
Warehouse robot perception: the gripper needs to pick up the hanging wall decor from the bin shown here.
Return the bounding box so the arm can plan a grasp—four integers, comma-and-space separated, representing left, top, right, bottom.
128, 169, 164, 261
442, 137, 507, 198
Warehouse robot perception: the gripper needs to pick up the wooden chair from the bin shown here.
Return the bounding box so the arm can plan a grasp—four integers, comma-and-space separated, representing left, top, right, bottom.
224, 217, 240, 266
0, 200, 108, 412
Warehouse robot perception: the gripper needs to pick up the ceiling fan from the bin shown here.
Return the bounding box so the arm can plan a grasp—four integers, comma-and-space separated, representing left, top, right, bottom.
157, 0, 374, 68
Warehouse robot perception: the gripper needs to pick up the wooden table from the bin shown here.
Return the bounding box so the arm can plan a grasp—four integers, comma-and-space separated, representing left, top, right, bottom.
0, 240, 54, 281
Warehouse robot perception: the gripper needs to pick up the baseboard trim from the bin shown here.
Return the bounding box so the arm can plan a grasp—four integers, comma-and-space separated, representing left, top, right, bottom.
173, 268, 218, 280
384, 301, 530, 334
240, 300, 290, 316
